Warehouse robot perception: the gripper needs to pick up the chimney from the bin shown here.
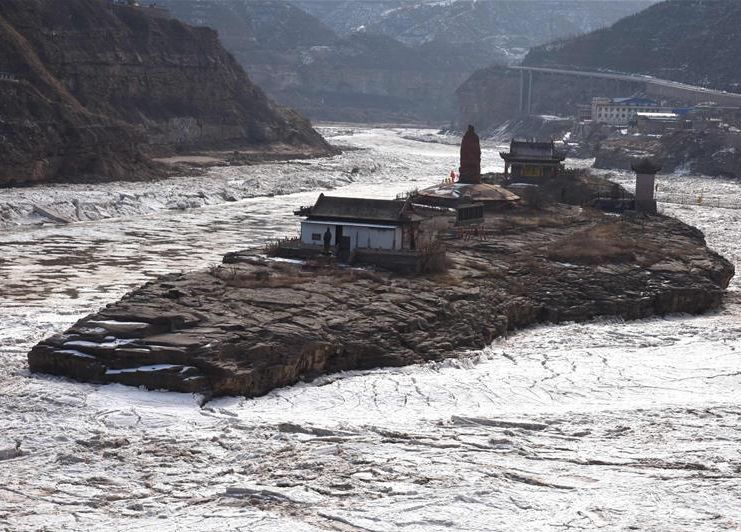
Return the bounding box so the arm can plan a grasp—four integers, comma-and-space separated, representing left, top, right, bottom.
631, 158, 661, 214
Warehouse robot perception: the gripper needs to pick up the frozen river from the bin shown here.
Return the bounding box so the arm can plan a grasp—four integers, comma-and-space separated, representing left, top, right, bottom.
1, 127, 741, 531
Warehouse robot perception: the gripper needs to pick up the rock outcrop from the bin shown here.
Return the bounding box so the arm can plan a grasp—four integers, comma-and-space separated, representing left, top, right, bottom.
160, 0, 472, 123
29, 206, 734, 398
0, 0, 333, 186
593, 130, 741, 177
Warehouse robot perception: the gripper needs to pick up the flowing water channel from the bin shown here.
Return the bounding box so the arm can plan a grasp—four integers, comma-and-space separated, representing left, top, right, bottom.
1, 127, 740, 531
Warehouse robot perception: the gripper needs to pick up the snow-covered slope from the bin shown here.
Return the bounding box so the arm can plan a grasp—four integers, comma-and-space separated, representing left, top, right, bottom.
159, 0, 654, 124
297, 0, 656, 59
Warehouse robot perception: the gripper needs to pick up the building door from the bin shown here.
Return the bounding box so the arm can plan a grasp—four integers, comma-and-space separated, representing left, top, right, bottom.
335, 225, 343, 245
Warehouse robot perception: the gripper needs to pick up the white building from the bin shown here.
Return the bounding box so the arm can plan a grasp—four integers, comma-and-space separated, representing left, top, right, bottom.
591, 97, 664, 126
296, 194, 422, 253
634, 112, 685, 134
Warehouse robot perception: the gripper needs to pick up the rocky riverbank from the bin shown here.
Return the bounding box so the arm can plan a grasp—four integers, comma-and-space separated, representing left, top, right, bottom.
28, 204, 734, 399
593, 130, 741, 178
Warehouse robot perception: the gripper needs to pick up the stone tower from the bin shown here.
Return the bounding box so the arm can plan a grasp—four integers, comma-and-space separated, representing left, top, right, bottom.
631, 158, 661, 214
459, 125, 481, 184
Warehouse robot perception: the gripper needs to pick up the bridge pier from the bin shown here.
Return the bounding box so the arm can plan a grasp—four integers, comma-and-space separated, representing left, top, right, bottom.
511, 66, 741, 114
519, 69, 533, 115
519, 70, 524, 114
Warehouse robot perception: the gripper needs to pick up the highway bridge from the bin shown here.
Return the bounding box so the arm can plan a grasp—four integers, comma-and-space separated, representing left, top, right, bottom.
511, 66, 741, 113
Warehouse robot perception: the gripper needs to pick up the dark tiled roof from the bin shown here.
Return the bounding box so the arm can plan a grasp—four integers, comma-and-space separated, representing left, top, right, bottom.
306, 194, 419, 223
612, 97, 658, 106
500, 140, 566, 162
416, 183, 520, 203
510, 140, 555, 157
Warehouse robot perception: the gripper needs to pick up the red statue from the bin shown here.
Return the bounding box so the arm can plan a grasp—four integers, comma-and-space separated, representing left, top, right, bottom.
459, 125, 481, 184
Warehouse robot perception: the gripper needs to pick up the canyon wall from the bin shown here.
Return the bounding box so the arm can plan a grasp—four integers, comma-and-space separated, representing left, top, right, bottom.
161, 0, 652, 124
0, 0, 332, 185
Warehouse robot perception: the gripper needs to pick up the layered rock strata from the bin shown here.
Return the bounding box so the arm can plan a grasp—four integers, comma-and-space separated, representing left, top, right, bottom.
160, 0, 650, 124
0, 0, 333, 185
593, 130, 741, 178
29, 207, 734, 398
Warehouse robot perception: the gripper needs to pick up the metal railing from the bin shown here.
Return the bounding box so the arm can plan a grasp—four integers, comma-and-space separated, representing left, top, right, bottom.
657, 192, 741, 210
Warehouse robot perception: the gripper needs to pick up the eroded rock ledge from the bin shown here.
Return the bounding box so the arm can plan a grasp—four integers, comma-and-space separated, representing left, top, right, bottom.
28, 207, 734, 398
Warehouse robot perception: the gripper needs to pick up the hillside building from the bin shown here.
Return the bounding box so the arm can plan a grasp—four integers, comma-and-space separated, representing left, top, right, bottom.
108, 0, 171, 19
634, 112, 691, 134
591, 97, 663, 126
576, 104, 592, 122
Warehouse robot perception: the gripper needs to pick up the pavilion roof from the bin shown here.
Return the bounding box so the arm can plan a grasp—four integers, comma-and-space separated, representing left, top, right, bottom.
303, 194, 421, 223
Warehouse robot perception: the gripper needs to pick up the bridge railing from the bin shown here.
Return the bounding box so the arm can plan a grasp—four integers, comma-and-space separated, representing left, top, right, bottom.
657, 192, 741, 210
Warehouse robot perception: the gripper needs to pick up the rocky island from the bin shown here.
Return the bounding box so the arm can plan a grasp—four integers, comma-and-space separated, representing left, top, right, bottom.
28, 134, 735, 399
27, 203, 734, 398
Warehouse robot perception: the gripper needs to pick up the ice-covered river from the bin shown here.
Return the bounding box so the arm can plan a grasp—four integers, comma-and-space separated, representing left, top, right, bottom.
1, 127, 741, 531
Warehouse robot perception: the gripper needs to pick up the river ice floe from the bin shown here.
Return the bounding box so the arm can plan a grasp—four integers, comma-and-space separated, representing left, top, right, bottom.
1, 127, 740, 530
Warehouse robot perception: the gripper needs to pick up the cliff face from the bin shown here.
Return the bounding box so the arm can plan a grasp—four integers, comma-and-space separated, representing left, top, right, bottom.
0, 0, 332, 185
0, 6, 154, 185
161, 0, 471, 123
524, 0, 741, 93
593, 129, 741, 178
161, 0, 652, 124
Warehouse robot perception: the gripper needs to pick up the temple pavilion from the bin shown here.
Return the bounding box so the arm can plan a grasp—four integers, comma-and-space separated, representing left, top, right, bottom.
499, 140, 565, 180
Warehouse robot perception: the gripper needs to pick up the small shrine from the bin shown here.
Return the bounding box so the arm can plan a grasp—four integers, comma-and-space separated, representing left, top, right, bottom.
459, 125, 482, 184
414, 125, 519, 214
499, 139, 565, 180
296, 194, 422, 253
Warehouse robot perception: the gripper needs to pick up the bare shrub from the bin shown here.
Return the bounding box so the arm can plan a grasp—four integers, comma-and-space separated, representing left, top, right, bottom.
417, 216, 449, 274
264, 236, 300, 257
546, 222, 646, 265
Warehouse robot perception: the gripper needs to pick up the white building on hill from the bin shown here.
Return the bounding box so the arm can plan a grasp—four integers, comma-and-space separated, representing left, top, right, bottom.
591, 97, 664, 126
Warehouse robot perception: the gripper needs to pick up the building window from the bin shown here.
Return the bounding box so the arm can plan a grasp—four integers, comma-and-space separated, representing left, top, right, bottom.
311, 233, 322, 241
523, 166, 543, 177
